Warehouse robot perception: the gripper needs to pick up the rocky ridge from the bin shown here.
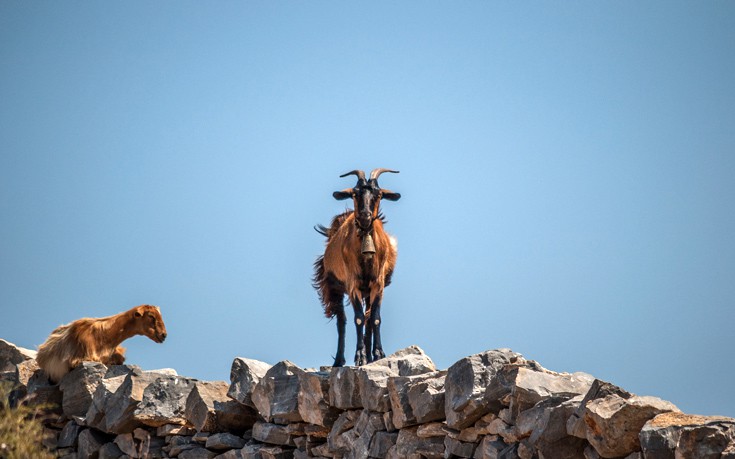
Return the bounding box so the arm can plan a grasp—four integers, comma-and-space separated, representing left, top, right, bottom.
1, 338, 734, 459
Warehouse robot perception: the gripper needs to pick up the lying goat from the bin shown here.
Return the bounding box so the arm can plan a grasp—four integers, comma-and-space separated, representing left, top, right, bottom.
313, 168, 401, 366
36, 304, 167, 383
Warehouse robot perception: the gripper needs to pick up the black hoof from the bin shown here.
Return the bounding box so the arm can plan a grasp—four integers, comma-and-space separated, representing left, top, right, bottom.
372, 348, 386, 362
333, 356, 346, 367
354, 349, 367, 366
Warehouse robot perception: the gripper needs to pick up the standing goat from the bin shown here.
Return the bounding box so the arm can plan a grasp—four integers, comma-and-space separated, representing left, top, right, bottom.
313, 168, 401, 367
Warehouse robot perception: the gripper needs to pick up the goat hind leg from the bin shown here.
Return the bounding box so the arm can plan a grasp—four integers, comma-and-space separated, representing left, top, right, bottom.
333, 304, 347, 367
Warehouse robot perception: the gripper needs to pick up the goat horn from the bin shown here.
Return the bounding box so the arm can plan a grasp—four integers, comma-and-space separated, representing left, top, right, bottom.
340, 170, 367, 182
370, 168, 400, 181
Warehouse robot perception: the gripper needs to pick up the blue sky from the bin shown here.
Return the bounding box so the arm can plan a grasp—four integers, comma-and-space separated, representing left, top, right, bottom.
1, 2, 734, 417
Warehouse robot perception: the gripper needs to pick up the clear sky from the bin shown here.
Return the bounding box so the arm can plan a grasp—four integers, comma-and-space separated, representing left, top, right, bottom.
2, 2, 734, 417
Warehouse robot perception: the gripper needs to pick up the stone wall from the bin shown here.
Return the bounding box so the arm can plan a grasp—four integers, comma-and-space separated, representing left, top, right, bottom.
1, 338, 734, 459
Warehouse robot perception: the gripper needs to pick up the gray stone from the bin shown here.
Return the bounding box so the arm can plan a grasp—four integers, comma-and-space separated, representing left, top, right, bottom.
516, 396, 587, 458
99, 441, 125, 459
327, 409, 361, 452
445, 349, 525, 430
24, 368, 63, 411
241, 442, 295, 459
85, 366, 136, 430
252, 361, 305, 423
228, 357, 272, 408
252, 420, 297, 446
417, 422, 448, 438
297, 370, 339, 427
329, 366, 362, 410
639, 412, 735, 459
179, 447, 218, 459
58, 420, 83, 448
206, 432, 247, 451
0, 338, 36, 372
370, 431, 399, 458
445, 437, 478, 458
59, 362, 108, 417
356, 365, 395, 412
371, 345, 437, 376
584, 394, 679, 458
395, 426, 445, 458
100, 368, 171, 433
186, 380, 258, 434
388, 370, 446, 429
348, 409, 388, 458
134, 374, 197, 427
157, 423, 196, 436
567, 379, 632, 439
78, 428, 111, 459
508, 367, 593, 421
168, 435, 198, 456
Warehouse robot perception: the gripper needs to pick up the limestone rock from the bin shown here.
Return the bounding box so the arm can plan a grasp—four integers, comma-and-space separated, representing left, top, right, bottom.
228, 357, 271, 408
567, 379, 632, 439
584, 394, 679, 458
252, 361, 304, 424
370, 431, 399, 458
186, 380, 258, 434
329, 366, 363, 410
297, 370, 339, 427
327, 409, 361, 453
445, 349, 525, 430
639, 412, 735, 459
445, 436, 478, 458
0, 339, 36, 373
78, 428, 111, 459
388, 370, 447, 429
516, 396, 587, 458
252, 420, 297, 446
134, 373, 197, 427
97, 368, 166, 433
394, 426, 445, 459
85, 366, 136, 431
356, 364, 395, 413
508, 367, 594, 421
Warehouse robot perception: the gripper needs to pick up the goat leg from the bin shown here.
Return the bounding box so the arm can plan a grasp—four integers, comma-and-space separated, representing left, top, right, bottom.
351, 296, 367, 366
333, 303, 347, 367
370, 297, 386, 361
364, 297, 374, 363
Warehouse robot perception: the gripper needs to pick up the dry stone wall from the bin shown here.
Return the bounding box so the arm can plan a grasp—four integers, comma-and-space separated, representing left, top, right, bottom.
1, 338, 734, 459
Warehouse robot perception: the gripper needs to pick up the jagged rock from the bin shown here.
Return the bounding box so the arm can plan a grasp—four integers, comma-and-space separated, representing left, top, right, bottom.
99, 441, 125, 459
0, 339, 36, 372
347, 409, 388, 458
98, 368, 174, 433
371, 431, 399, 458
252, 420, 298, 446
329, 366, 363, 410
584, 394, 679, 458
417, 422, 448, 438
297, 370, 339, 426
516, 396, 587, 458
158, 423, 196, 436
639, 412, 735, 459
57, 420, 83, 448
567, 379, 632, 439
445, 349, 525, 430
206, 432, 247, 450
228, 357, 272, 408
167, 435, 197, 456
507, 367, 594, 420
134, 373, 197, 427
179, 447, 218, 459
241, 442, 295, 459
85, 365, 137, 430
445, 436, 478, 458
388, 370, 447, 429
186, 380, 258, 434
486, 418, 520, 444
78, 428, 111, 459
394, 426, 445, 458
355, 346, 437, 413
252, 361, 304, 423
59, 362, 108, 417
327, 409, 361, 452
14, 358, 40, 387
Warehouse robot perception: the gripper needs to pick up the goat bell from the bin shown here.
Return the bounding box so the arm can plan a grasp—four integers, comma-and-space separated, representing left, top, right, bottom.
361, 232, 376, 258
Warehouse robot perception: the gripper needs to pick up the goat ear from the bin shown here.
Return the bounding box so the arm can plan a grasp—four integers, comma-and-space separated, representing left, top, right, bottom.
134, 310, 143, 318
381, 190, 401, 201
333, 189, 353, 201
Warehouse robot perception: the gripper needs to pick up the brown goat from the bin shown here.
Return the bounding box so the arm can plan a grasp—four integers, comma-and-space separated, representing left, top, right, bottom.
36, 304, 167, 383
313, 168, 400, 366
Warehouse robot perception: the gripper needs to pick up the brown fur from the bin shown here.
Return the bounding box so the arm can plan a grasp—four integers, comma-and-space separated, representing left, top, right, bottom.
36, 304, 167, 383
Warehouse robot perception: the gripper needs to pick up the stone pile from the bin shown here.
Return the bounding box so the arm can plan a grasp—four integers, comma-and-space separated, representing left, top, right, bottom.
1, 338, 734, 458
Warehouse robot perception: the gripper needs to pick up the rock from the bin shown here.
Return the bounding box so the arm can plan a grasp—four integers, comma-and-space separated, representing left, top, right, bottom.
78, 428, 111, 459
508, 367, 594, 421
252, 420, 297, 446
297, 370, 339, 426
168, 435, 197, 456
567, 379, 632, 439
388, 370, 446, 429
228, 357, 272, 408
327, 409, 361, 453
329, 366, 362, 410
445, 437, 478, 458
0, 339, 36, 373
370, 431, 399, 458
85, 366, 136, 430
417, 422, 448, 438
134, 373, 197, 427
394, 426, 445, 459
371, 345, 437, 376
252, 361, 304, 423
639, 412, 735, 459
206, 432, 247, 450
179, 447, 218, 459
57, 420, 83, 448
515, 396, 587, 458
445, 349, 525, 430
584, 394, 679, 458
157, 423, 196, 436
348, 409, 388, 458
101, 368, 175, 434
241, 442, 295, 459
14, 358, 40, 387
98, 442, 125, 459
186, 380, 258, 434
59, 362, 108, 417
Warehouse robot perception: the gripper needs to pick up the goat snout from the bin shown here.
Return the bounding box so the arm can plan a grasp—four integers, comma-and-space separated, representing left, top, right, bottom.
158, 332, 167, 342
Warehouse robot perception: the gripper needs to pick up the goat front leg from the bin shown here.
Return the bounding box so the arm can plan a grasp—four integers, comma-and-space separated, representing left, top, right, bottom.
104, 346, 127, 365
370, 296, 386, 361
351, 296, 367, 366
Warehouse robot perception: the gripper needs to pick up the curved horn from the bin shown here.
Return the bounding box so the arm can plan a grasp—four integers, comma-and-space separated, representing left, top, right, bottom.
370, 168, 400, 181
339, 170, 367, 182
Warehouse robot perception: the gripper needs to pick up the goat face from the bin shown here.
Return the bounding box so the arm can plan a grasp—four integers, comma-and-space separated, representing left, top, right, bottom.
132, 305, 168, 343
333, 168, 401, 232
